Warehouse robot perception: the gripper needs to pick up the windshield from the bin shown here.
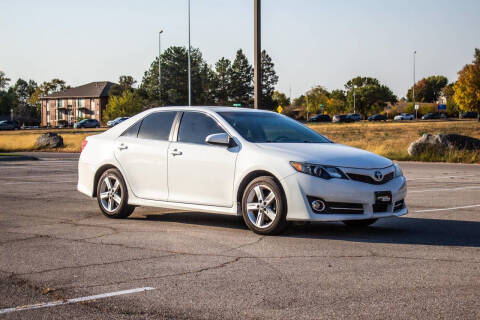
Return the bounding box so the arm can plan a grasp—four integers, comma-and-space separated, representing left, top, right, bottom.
218, 111, 330, 143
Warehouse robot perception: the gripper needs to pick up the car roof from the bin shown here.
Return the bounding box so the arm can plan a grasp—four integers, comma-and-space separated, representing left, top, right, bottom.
147, 106, 275, 114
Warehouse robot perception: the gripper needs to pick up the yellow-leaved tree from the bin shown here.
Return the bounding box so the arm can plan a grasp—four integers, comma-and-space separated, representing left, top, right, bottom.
454, 48, 480, 120
103, 90, 144, 123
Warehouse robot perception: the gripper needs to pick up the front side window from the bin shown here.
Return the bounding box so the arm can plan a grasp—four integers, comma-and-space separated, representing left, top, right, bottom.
218, 111, 330, 143
177, 112, 225, 145
137, 112, 176, 141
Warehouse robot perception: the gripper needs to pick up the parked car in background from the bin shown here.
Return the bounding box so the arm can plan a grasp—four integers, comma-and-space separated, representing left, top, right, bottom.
78, 107, 407, 235
107, 117, 130, 127
347, 113, 362, 121
0, 120, 20, 130
74, 119, 100, 129
421, 112, 445, 120
394, 113, 414, 121
332, 115, 354, 123
367, 114, 387, 121
460, 111, 478, 119
307, 114, 331, 123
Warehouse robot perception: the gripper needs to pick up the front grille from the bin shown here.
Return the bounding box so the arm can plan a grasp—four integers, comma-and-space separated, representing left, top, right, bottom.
325, 201, 364, 214
394, 200, 405, 211
347, 172, 394, 185
373, 203, 389, 213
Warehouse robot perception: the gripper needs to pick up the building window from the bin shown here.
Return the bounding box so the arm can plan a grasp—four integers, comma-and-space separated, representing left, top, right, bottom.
68, 99, 73, 107
58, 99, 63, 108
77, 99, 85, 108
46, 100, 50, 112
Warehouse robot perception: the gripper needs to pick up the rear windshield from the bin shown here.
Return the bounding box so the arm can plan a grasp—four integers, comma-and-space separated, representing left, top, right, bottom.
218, 111, 330, 143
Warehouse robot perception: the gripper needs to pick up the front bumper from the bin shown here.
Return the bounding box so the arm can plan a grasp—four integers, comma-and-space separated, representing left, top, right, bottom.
282, 172, 408, 221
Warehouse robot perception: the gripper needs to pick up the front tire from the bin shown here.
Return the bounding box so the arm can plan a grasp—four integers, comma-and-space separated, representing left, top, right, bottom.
96, 168, 135, 219
242, 176, 287, 235
343, 219, 377, 228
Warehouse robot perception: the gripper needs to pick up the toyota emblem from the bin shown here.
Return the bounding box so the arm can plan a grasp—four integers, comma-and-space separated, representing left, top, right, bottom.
374, 171, 383, 181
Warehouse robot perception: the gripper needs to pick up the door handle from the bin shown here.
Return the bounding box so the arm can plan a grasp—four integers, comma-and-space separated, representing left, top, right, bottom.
170, 149, 182, 156
117, 143, 128, 150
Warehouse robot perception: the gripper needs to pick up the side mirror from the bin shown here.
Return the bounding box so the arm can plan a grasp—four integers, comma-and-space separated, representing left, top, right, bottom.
206, 133, 234, 147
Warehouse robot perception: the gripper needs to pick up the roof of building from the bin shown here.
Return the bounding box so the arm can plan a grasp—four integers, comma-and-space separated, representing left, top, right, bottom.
40, 81, 115, 99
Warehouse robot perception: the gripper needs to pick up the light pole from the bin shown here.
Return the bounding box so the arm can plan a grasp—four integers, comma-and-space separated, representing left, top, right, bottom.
187, 0, 191, 106
353, 85, 356, 114
413, 50, 416, 119
158, 30, 163, 106
254, 0, 261, 109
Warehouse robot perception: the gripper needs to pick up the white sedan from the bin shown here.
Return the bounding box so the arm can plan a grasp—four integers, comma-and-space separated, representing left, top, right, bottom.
78, 107, 407, 235
394, 113, 415, 121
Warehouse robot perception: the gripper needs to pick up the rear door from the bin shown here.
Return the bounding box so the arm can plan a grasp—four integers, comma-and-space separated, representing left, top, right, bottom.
167, 111, 238, 207
114, 111, 177, 201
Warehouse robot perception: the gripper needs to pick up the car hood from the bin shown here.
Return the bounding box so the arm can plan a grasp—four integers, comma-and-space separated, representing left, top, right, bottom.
255, 143, 393, 169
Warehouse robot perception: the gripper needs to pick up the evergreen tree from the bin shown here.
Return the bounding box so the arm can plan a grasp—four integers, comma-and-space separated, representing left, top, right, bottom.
229, 49, 253, 107
140, 46, 213, 106
260, 50, 279, 109
213, 57, 232, 105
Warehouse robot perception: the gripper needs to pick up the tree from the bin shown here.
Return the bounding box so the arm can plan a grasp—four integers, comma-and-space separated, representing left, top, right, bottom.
109, 75, 137, 97
14, 79, 37, 104
406, 75, 448, 102
454, 48, 480, 119
260, 50, 279, 109
293, 95, 306, 107
103, 90, 144, 122
140, 46, 213, 106
305, 86, 330, 115
212, 57, 232, 105
272, 91, 290, 108
0, 71, 10, 90
345, 76, 397, 118
229, 49, 253, 107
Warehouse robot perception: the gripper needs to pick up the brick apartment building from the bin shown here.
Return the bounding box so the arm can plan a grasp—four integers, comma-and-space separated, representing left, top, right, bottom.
39, 81, 114, 127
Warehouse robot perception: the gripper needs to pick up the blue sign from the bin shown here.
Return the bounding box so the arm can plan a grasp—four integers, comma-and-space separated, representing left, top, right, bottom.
438, 104, 447, 110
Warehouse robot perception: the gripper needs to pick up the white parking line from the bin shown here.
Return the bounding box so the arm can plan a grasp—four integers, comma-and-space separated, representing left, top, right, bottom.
407, 174, 477, 181
409, 186, 480, 193
415, 204, 480, 213
4, 180, 76, 185
0, 174, 77, 180
0, 287, 155, 314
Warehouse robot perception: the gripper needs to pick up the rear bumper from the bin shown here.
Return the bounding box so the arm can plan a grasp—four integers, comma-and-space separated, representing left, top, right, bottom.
282, 172, 408, 221
77, 159, 95, 197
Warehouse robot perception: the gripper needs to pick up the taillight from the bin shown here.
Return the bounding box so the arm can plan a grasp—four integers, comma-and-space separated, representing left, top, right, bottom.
81, 140, 88, 151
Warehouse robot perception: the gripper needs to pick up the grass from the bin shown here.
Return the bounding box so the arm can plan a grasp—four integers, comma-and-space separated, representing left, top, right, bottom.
308, 120, 480, 163
0, 120, 479, 163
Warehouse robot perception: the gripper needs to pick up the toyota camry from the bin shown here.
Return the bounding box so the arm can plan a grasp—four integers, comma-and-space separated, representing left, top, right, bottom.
78, 107, 407, 235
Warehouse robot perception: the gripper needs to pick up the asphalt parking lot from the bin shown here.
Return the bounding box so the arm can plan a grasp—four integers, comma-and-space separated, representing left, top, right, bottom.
1, 154, 479, 319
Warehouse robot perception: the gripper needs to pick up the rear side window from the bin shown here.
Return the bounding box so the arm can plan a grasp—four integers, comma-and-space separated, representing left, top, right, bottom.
121, 120, 142, 138
137, 112, 176, 141
177, 112, 225, 145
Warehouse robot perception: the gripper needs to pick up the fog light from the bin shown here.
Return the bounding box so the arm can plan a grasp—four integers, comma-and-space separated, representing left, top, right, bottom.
311, 200, 326, 212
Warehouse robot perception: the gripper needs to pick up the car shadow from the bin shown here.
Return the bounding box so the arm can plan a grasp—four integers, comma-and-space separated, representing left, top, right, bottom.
134, 211, 480, 247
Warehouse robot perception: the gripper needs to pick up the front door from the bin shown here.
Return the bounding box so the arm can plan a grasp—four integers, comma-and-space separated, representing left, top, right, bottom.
167, 111, 238, 207
114, 111, 177, 201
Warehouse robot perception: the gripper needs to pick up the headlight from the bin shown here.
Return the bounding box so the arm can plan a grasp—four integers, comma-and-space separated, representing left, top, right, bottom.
394, 163, 403, 177
290, 162, 347, 180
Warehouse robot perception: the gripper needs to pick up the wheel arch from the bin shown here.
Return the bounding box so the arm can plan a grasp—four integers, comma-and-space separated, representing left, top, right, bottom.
236, 170, 288, 211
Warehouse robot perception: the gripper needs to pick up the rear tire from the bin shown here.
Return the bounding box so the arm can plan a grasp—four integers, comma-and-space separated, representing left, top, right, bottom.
343, 219, 377, 228
96, 168, 135, 219
241, 176, 287, 235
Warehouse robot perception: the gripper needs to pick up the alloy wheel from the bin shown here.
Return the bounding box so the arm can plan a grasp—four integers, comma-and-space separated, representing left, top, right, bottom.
99, 175, 123, 213
246, 184, 278, 229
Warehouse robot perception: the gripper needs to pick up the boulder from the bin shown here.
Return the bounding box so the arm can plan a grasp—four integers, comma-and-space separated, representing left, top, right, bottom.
408, 133, 480, 156
35, 132, 64, 149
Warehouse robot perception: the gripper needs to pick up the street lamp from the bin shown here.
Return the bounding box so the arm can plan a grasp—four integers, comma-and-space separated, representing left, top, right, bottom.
159, 30, 163, 106
413, 50, 417, 119
187, 0, 191, 106
353, 85, 356, 114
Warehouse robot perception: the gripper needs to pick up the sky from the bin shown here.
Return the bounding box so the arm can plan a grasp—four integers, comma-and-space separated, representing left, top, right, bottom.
1, 0, 479, 99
